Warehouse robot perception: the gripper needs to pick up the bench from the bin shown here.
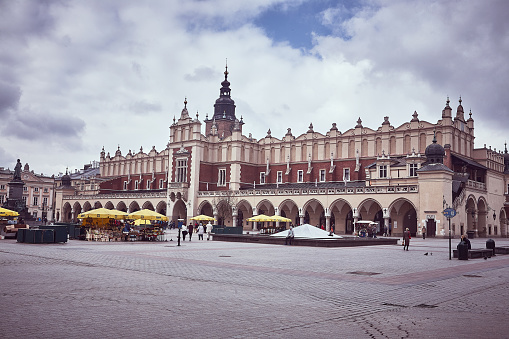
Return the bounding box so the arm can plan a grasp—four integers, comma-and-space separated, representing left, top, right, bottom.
453, 248, 494, 259
494, 246, 509, 255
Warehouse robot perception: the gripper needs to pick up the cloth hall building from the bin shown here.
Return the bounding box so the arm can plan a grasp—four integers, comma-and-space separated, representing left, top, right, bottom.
56, 67, 509, 238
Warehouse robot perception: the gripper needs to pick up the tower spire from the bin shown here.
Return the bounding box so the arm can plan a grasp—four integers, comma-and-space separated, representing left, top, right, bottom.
224, 58, 228, 80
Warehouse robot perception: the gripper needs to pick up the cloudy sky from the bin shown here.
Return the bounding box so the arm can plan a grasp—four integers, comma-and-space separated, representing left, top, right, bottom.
1, 0, 508, 176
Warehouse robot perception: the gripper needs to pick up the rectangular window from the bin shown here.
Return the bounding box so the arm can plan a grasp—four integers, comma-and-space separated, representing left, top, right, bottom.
43, 197, 48, 205
135, 180, 139, 190
33, 211, 38, 218
218, 168, 226, 186
409, 163, 418, 177
22, 196, 27, 204
23, 186, 28, 192
260, 172, 265, 184
43, 188, 48, 193
507, 184, 509, 194
297, 170, 304, 183
33, 196, 38, 206
123, 181, 127, 190
90, 185, 94, 190
319, 169, 326, 182
343, 168, 350, 181
146, 180, 150, 190
34, 187, 39, 192
379, 165, 388, 178
176, 159, 188, 183
277, 171, 283, 183
0, 185, 5, 190
0, 195, 4, 204
159, 179, 164, 189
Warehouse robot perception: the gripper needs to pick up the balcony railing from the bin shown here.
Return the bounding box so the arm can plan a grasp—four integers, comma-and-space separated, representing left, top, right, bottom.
64, 191, 166, 200
467, 180, 486, 191
197, 185, 418, 197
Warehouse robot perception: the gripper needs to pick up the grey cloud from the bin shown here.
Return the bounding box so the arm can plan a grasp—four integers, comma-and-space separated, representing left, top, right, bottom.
184, 66, 217, 82
0, 82, 21, 117
129, 100, 162, 114
0, 0, 61, 39
4, 108, 85, 141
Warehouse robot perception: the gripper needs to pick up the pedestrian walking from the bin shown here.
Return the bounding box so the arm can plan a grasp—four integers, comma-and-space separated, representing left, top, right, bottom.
188, 223, 194, 241
403, 228, 411, 251
197, 223, 204, 240
206, 221, 213, 240
181, 224, 188, 241
285, 226, 294, 245
422, 225, 427, 239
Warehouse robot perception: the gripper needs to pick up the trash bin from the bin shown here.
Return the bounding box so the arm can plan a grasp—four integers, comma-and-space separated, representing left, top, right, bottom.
457, 242, 469, 260
17, 228, 27, 243
486, 239, 495, 256
41, 229, 55, 243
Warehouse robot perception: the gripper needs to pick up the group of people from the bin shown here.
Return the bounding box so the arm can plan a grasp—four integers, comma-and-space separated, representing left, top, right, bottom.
180, 221, 213, 241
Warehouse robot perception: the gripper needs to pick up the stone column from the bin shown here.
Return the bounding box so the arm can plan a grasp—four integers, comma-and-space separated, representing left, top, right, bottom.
232, 210, 237, 227
325, 216, 331, 232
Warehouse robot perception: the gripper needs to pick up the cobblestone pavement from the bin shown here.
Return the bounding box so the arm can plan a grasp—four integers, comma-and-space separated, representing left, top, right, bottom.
1, 233, 508, 338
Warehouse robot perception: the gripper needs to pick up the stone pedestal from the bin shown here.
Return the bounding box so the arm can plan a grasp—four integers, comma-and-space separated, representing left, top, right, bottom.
4, 180, 29, 221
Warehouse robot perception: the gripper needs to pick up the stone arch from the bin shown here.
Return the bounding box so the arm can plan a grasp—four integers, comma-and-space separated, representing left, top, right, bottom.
172, 200, 187, 224
128, 201, 140, 213
142, 201, 155, 210
83, 201, 92, 212
499, 209, 507, 237
198, 200, 214, 216
388, 198, 418, 237
278, 199, 299, 226
72, 201, 82, 223
116, 201, 128, 212
419, 133, 427, 153
375, 137, 382, 156
256, 199, 275, 216
62, 202, 72, 223
156, 201, 166, 215
329, 198, 353, 234
104, 201, 114, 209
357, 198, 383, 234
361, 138, 368, 156
236, 199, 253, 230
389, 136, 396, 155
94, 201, 102, 209
465, 195, 477, 235
404, 134, 411, 154
477, 197, 487, 237
302, 199, 325, 227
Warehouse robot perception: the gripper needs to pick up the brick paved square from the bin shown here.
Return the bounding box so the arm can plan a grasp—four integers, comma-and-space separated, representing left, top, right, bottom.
1, 236, 508, 338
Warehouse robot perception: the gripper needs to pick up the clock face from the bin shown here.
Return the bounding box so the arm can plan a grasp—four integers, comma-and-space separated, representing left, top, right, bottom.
24, 175, 29, 179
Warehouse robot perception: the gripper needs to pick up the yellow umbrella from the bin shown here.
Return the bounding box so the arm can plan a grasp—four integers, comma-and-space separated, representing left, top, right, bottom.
0, 207, 19, 217
78, 208, 127, 219
270, 215, 292, 223
128, 209, 169, 221
190, 215, 215, 221
246, 214, 273, 222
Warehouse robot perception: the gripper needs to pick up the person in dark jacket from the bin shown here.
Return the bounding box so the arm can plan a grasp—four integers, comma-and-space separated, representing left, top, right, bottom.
403, 228, 411, 251
188, 223, 194, 241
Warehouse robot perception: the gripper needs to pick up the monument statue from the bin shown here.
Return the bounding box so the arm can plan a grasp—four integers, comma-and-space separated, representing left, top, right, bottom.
13, 159, 22, 181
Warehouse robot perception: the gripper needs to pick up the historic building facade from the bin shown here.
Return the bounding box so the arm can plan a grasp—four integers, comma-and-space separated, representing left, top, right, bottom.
0, 163, 55, 222
58, 67, 509, 238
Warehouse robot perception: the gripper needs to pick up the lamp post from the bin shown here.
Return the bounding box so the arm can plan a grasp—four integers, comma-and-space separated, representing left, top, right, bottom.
443, 204, 457, 260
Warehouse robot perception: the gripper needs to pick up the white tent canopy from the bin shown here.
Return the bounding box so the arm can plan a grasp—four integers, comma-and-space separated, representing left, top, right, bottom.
270, 224, 343, 239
